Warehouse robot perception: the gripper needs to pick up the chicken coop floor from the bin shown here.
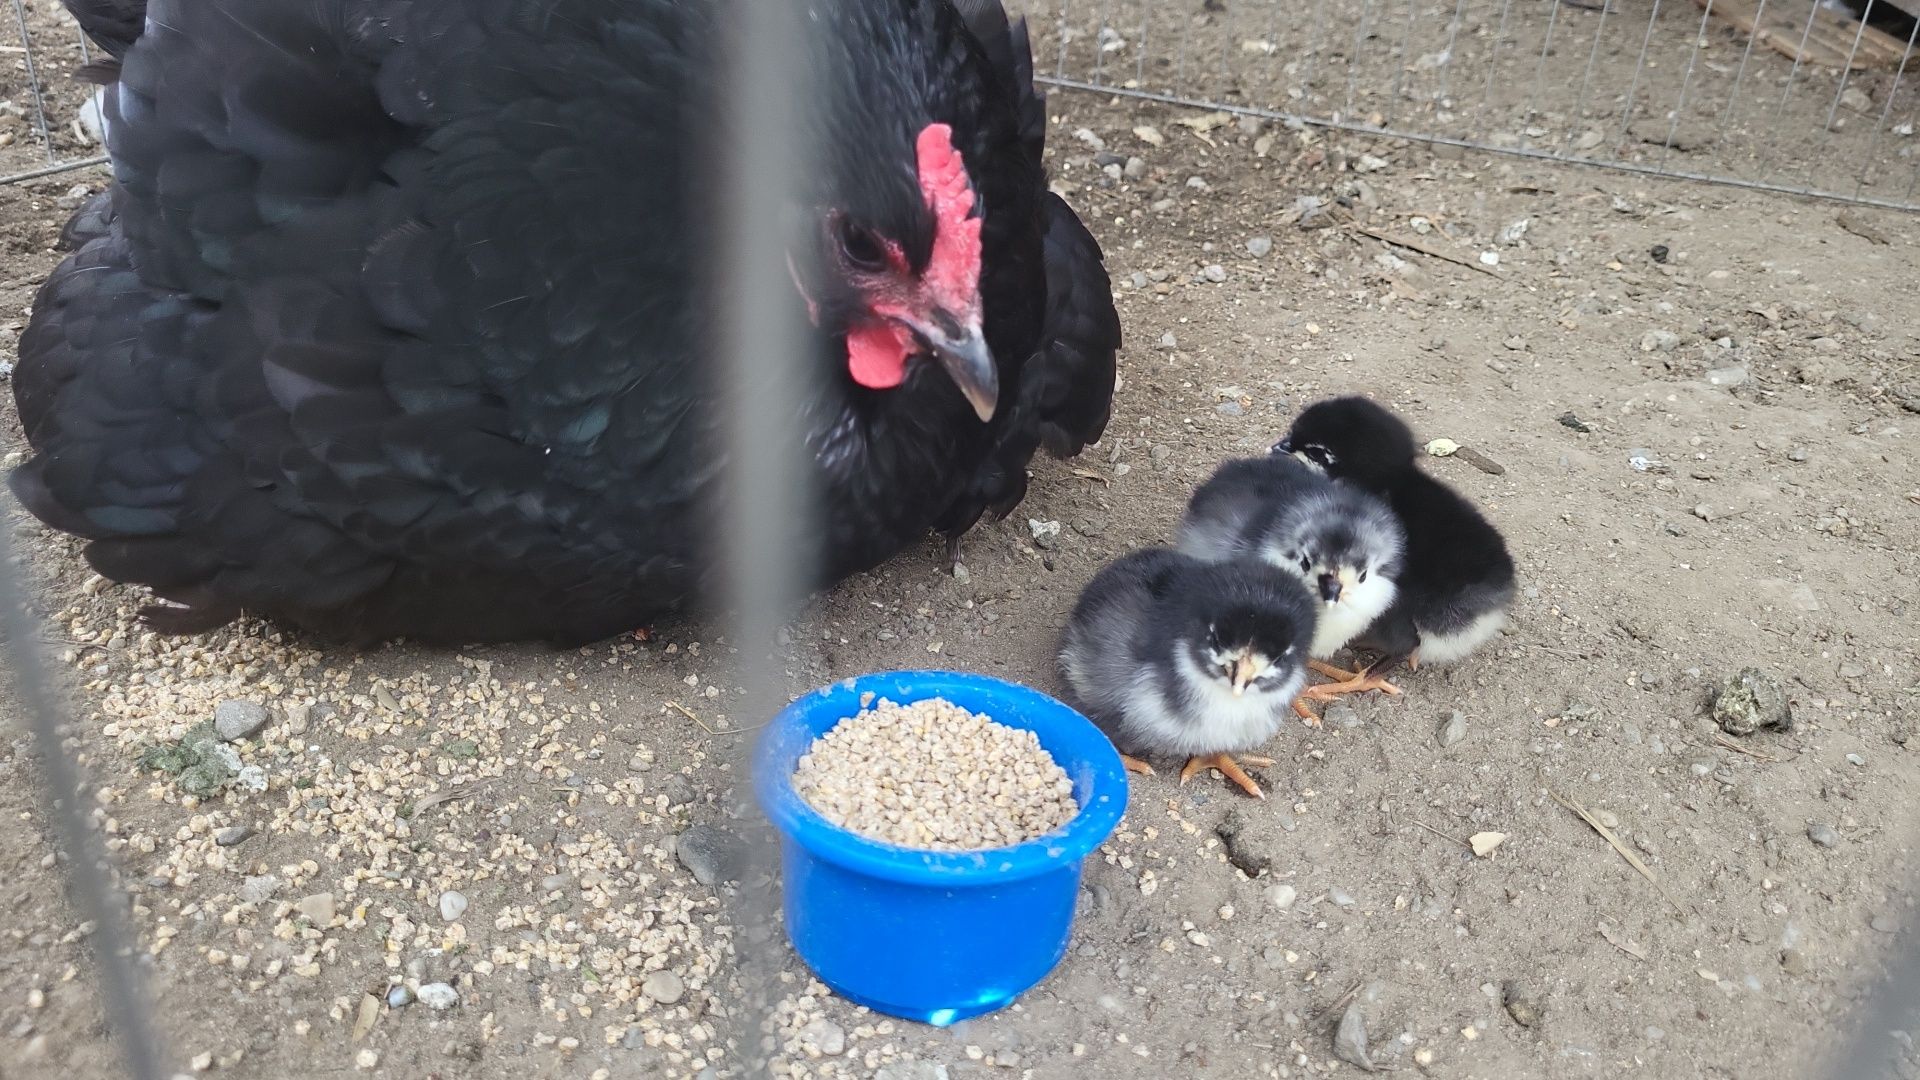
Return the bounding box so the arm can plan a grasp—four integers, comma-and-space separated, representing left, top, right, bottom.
5, 69, 1920, 1080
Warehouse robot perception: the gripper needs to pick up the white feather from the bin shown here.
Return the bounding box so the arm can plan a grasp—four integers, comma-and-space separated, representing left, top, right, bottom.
1415, 608, 1508, 666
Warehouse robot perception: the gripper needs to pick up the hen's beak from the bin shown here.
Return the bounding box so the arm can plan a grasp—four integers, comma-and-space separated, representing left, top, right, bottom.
1229, 651, 1257, 697
905, 310, 998, 422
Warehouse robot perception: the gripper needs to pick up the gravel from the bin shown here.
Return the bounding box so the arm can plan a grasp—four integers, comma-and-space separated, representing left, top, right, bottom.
1437, 711, 1468, 747
1712, 668, 1794, 735
213, 825, 253, 847
213, 700, 271, 742
642, 969, 686, 1005
438, 890, 468, 923
790, 697, 1078, 851
415, 982, 459, 1010
1809, 823, 1841, 848
675, 824, 747, 886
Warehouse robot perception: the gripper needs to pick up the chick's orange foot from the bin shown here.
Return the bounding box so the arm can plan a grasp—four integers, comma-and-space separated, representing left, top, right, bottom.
1179, 752, 1275, 799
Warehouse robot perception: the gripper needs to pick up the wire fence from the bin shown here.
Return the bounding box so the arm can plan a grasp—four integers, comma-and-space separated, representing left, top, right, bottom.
8, 0, 1920, 207
1021, 0, 1920, 210
4, 0, 1920, 1078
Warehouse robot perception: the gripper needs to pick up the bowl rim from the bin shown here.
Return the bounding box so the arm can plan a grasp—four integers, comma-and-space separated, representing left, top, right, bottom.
752, 669, 1128, 886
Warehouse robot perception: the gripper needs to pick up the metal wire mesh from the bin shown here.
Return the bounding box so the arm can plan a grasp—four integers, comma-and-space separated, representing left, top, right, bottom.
4, 0, 1920, 1077
1014, 0, 1920, 210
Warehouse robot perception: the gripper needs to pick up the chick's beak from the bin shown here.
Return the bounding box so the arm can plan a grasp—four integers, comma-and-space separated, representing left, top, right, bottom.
1229, 651, 1257, 696
902, 309, 997, 422
1320, 567, 1359, 603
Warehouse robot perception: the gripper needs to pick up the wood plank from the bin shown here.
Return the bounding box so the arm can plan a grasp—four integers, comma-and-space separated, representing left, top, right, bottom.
1697, 0, 1916, 70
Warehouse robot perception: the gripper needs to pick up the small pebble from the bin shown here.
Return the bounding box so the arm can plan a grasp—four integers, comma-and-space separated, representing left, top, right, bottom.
416, 982, 459, 1010
1246, 235, 1273, 257
213, 825, 253, 847
1201, 264, 1228, 283
1265, 884, 1298, 910
1641, 329, 1681, 353
1323, 702, 1362, 729
1809, 823, 1840, 848
294, 892, 336, 926
676, 824, 749, 886
1871, 915, 1900, 934
439, 890, 468, 923
1437, 711, 1467, 747
642, 969, 686, 1005
799, 1017, 847, 1056
213, 700, 270, 742
386, 985, 414, 1008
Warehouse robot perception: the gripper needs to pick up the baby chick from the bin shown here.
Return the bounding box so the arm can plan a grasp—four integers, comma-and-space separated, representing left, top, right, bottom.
1058, 548, 1315, 798
1176, 454, 1406, 718
1278, 396, 1516, 674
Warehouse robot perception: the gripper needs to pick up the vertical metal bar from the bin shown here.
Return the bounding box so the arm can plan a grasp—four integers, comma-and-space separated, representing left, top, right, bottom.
1134, 2, 1149, 87
1821, 0, 1877, 133
0, 542, 167, 1080
1764, 0, 1876, 191
1563, 0, 1616, 155
1853, 18, 1920, 198
1767, 1, 1826, 134
1300, 0, 1335, 103
1434, 0, 1472, 107
1478, 0, 1520, 136
1384, 0, 1421, 127
1615, 0, 1667, 150
1054, 0, 1070, 80
1660, 0, 1719, 167
1173, 1, 1194, 94
1719, 0, 1772, 134
1521, 0, 1568, 146
1344, 0, 1381, 120
1217, 0, 1238, 99
9, 0, 57, 163
1092, 0, 1114, 85
711, 0, 820, 1073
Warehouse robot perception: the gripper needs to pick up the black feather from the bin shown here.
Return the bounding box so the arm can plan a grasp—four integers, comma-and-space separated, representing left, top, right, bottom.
12, 0, 1119, 644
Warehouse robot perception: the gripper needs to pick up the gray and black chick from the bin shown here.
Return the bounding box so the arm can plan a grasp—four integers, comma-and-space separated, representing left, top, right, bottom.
1279, 396, 1516, 673
1176, 454, 1406, 717
1058, 548, 1315, 799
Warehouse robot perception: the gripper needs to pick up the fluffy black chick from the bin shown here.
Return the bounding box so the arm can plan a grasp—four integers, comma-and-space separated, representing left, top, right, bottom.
1176, 454, 1404, 663
1058, 548, 1315, 799
1279, 396, 1516, 673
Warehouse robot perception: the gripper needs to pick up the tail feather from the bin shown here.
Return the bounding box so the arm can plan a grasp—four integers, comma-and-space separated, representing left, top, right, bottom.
63, 0, 146, 60
1031, 192, 1120, 457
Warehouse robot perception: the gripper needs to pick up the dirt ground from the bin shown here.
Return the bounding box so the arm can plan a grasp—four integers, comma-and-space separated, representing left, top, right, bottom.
5, 5, 1920, 1080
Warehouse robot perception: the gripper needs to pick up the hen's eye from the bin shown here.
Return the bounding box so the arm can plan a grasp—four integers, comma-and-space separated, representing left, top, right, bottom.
836, 219, 888, 271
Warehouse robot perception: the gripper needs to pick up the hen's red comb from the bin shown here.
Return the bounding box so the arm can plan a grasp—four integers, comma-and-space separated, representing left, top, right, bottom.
916, 123, 982, 314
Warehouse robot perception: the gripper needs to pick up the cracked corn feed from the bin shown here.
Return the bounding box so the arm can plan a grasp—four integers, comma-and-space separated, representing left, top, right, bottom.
791, 697, 1079, 850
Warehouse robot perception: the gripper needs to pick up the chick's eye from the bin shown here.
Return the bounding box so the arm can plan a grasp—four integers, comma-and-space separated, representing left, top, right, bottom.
836, 219, 889, 271
1298, 555, 1311, 572
1358, 569, 1368, 582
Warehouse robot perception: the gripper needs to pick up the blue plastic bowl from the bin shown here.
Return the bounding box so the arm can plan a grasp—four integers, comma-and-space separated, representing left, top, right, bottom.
753, 669, 1128, 1026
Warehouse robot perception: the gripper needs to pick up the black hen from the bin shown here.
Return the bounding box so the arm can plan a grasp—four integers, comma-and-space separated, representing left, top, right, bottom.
11, 0, 1120, 644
